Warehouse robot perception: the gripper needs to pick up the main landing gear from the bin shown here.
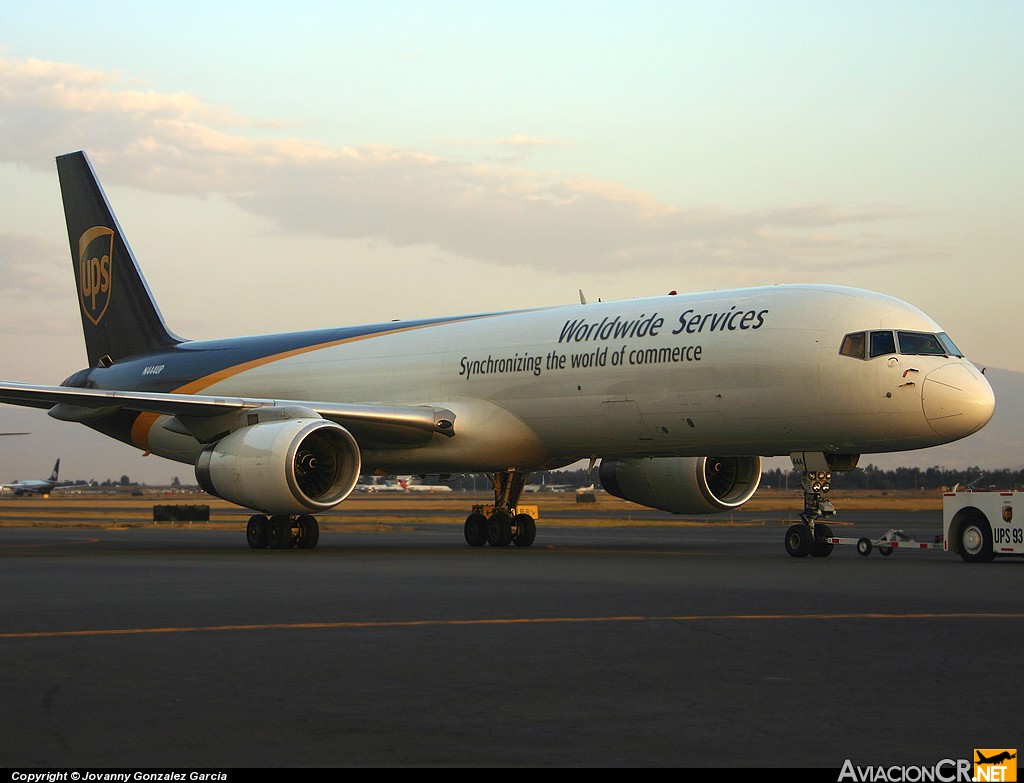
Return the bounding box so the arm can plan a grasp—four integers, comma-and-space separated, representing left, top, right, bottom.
246, 513, 320, 550
464, 469, 538, 548
784, 470, 837, 558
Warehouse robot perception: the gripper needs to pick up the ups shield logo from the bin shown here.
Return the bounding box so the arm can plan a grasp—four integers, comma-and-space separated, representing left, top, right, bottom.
78, 226, 114, 325
1003, 505, 1013, 523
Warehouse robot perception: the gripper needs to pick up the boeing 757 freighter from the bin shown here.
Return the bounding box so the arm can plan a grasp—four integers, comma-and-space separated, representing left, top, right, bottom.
0, 152, 996, 555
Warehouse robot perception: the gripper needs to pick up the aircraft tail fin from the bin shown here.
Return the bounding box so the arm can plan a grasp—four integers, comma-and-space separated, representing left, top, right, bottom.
56, 151, 182, 368
50, 460, 59, 482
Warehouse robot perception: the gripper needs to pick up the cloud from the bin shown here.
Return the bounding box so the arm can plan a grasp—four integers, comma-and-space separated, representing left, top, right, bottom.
0, 234, 66, 297
0, 56, 921, 276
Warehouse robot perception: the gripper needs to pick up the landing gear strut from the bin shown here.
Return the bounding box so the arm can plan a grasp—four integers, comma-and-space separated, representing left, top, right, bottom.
246, 513, 321, 550
464, 468, 538, 548
784, 469, 837, 558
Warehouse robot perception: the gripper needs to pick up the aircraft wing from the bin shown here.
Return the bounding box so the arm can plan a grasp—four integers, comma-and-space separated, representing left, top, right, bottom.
0, 382, 455, 449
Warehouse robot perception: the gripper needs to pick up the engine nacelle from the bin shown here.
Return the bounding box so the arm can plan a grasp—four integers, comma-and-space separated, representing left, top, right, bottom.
195, 418, 361, 515
599, 455, 762, 514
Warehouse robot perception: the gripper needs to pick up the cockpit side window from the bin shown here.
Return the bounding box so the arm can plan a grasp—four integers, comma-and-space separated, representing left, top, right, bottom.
897, 331, 947, 356
937, 333, 964, 357
840, 332, 866, 359
869, 331, 896, 358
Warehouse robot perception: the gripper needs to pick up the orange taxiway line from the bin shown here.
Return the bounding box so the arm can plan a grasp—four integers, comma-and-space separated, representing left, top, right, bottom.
4, 612, 1024, 639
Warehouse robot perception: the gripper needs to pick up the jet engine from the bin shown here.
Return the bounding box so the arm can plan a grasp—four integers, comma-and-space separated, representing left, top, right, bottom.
195, 417, 361, 515
598, 455, 762, 514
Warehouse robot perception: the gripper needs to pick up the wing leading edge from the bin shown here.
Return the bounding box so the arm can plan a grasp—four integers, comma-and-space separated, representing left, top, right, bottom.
0, 382, 455, 449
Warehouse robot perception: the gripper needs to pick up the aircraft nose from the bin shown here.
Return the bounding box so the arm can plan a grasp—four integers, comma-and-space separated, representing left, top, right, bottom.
922, 362, 995, 439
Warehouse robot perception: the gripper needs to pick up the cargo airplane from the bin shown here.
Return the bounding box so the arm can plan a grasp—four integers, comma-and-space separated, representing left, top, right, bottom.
0, 152, 996, 555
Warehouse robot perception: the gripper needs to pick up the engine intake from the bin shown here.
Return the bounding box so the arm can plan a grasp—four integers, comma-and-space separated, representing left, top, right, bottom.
599, 455, 762, 514
196, 418, 361, 515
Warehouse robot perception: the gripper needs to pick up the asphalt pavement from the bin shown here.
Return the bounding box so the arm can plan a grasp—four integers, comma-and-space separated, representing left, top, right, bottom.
1, 514, 1020, 769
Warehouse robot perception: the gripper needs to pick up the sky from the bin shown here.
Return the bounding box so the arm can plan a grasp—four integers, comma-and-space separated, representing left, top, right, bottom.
0, 1, 1021, 485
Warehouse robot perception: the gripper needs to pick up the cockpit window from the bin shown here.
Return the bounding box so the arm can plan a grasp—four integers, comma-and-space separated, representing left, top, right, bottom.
840, 329, 965, 360
839, 332, 866, 358
937, 332, 964, 357
897, 331, 947, 356
869, 331, 896, 358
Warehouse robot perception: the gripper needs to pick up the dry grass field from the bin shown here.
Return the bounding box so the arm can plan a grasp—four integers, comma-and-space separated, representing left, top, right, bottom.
0, 487, 945, 530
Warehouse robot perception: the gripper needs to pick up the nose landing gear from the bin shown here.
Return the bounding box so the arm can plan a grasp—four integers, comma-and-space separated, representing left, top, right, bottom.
784, 469, 837, 558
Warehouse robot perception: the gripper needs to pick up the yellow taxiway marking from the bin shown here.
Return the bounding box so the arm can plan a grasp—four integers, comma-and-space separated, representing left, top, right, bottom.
4, 613, 1024, 639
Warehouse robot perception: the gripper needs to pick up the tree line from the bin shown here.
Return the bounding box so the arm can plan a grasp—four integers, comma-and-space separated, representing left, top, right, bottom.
59, 466, 1023, 493
512, 465, 1023, 493
763, 465, 1020, 492
419, 465, 1023, 493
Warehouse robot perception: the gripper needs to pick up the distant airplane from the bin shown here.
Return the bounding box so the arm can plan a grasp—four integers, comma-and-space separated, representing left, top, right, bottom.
0, 459, 61, 496
356, 476, 453, 492
0, 151, 996, 553
355, 476, 406, 492
524, 476, 572, 492
396, 476, 453, 492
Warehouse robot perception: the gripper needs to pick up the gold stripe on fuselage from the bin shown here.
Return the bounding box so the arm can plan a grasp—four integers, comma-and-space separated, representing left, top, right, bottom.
128, 314, 497, 451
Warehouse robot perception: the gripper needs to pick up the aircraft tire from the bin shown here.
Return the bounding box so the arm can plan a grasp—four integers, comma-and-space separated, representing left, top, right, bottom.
784, 524, 812, 558
296, 514, 320, 549
464, 513, 488, 546
487, 512, 513, 547
268, 515, 292, 550
246, 514, 269, 549
512, 513, 536, 547
810, 522, 834, 557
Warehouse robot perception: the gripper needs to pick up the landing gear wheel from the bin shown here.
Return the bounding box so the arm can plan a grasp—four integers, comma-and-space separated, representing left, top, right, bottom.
784, 524, 812, 558
267, 515, 292, 549
810, 522, 834, 558
246, 514, 269, 549
857, 537, 872, 557
295, 514, 320, 549
512, 513, 536, 547
464, 513, 488, 546
487, 511, 513, 547
958, 517, 995, 563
